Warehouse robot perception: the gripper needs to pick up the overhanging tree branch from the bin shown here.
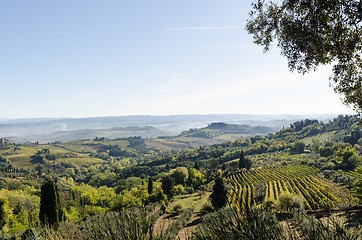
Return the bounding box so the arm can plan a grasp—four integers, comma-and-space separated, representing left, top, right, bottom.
246, 0, 362, 116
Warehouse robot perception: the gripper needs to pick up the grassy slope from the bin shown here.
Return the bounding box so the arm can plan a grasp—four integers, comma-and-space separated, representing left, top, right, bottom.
7, 146, 38, 169
173, 192, 211, 212
6, 144, 104, 170
301, 131, 338, 145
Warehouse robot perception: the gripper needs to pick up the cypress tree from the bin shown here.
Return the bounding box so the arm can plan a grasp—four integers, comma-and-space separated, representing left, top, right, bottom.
161, 176, 175, 198
148, 177, 153, 194
210, 177, 227, 209
254, 181, 266, 204
194, 161, 200, 170
39, 180, 62, 229
0, 198, 9, 230
239, 150, 245, 169
239, 150, 252, 170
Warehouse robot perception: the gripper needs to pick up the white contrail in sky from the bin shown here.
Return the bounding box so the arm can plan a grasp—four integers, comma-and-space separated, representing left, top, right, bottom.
50, 32, 75, 34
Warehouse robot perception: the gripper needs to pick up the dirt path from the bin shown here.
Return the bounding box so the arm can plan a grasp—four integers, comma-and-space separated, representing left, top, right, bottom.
176, 212, 204, 240
153, 212, 179, 235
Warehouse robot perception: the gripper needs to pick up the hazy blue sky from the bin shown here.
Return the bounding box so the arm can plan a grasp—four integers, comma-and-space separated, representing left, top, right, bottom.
0, 0, 353, 118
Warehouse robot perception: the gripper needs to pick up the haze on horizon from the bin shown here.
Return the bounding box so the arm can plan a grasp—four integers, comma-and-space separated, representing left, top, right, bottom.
0, 0, 354, 119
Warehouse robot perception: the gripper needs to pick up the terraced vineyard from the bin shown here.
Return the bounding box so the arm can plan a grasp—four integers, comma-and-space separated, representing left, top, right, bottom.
228, 165, 346, 210
345, 170, 362, 179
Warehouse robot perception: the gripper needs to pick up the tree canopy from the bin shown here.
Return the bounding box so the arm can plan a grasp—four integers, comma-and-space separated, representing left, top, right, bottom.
161, 176, 175, 198
39, 180, 62, 229
246, 0, 362, 115
239, 150, 253, 170
210, 177, 228, 209
148, 177, 153, 194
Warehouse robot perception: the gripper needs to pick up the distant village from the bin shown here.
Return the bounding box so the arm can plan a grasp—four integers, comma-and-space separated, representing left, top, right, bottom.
0, 138, 9, 144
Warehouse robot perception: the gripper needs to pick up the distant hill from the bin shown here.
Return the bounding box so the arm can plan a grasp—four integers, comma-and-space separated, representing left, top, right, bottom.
178, 122, 278, 139
0, 114, 338, 143
10, 126, 170, 144
1, 114, 360, 173
271, 115, 362, 145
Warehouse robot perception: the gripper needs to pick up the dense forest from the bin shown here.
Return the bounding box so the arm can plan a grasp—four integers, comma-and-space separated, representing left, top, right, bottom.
0, 115, 361, 239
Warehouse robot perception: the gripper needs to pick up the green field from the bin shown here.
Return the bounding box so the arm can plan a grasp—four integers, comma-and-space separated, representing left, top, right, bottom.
302, 131, 338, 145
173, 192, 211, 212
7, 147, 38, 169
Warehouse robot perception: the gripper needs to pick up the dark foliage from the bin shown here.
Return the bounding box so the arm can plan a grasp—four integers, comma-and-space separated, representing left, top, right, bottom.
210, 177, 228, 210
39, 180, 62, 229
239, 150, 252, 170
148, 177, 153, 194
161, 176, 175, 198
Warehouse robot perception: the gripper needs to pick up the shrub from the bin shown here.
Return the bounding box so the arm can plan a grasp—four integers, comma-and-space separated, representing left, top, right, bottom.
174, 184, 185, 195
193, 207, 285, 240
160, 202, 167, 214
293, 213, 362, 240
276, 193, 294, 213
81, 206, 156, 240
160, 208, 193, 240
171, 203, 183, 215
185, 187, 194, 194
264, 197, 276, 210
200, 202, 213, 213
276, 193, 304, 213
